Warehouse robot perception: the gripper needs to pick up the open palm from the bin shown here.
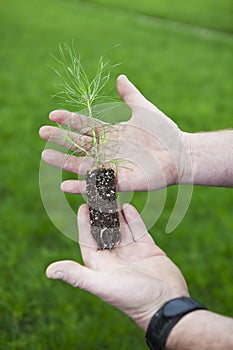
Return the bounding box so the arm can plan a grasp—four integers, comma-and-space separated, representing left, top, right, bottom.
46, 204, 189, 331
40, 75, 190, 193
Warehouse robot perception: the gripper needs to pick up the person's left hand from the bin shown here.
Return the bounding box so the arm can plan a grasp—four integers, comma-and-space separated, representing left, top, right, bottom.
46, 204, 189, 331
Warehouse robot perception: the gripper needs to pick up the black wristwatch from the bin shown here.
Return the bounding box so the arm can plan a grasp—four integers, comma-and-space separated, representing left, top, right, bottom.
145, 296, 208, 350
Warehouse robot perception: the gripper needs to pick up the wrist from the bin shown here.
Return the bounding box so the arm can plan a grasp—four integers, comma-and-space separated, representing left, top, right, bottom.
157, 131, 193, 188
137, 289, 189, 332
177, 131, 195, 185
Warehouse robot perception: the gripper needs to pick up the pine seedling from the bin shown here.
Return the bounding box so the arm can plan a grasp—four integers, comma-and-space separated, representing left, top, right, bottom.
51, 43, 122, 249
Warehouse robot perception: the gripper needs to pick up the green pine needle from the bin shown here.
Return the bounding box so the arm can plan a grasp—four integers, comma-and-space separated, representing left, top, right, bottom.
50, 43, 122, 168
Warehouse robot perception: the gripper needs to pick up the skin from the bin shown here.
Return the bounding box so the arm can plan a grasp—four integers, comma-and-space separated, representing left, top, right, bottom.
39, 75, 189, 192
39, 75, 233, 192
46, 204, 189, 332
46, 205, 233, 350
41, 75, 233, 348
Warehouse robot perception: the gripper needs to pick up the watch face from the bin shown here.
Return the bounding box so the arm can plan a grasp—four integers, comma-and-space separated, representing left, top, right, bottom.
164, 297, 207, 318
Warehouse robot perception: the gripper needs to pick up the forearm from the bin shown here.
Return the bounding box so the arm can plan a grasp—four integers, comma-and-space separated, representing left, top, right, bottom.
183, 130, 233, 187
166, 310, 233, 350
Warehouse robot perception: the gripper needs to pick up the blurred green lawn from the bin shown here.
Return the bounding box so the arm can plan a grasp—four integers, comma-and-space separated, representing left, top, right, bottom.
0, 0, 232, 349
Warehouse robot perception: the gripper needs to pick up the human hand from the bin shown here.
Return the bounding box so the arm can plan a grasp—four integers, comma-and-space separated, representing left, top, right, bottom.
39, 75, 192, 194
46, 204, 189, 331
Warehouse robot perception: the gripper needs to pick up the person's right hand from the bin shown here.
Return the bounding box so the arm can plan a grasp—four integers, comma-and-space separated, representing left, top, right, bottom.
39, 75, 192, 194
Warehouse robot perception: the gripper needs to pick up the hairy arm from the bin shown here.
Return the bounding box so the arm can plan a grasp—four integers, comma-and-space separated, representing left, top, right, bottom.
167, 309, 233, 350
183, 130, 233, 187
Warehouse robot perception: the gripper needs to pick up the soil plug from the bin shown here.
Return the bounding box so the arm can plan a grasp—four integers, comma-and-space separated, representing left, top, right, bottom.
86, 168, 120, 249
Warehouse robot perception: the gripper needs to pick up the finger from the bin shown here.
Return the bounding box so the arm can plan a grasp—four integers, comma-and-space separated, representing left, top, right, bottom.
60, 176, 136, 193
39, 125, 92, 153
122, 203, 154, 243
61, 179, 86, 193
77, 204, 98, 249
116, 75, 155, 112
78, 201, 134, 254
77, 204, 104, 267
116, 75, 167, 123
42, 149, 92, 175
60, 175, 135, 193
118, 207, 134, 246
49, 110, 106, 136
77, 202, 131, 249
46, 260, 99, 292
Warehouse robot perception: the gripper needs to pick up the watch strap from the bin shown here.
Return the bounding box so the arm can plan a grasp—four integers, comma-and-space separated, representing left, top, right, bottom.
145, 297, 208, 350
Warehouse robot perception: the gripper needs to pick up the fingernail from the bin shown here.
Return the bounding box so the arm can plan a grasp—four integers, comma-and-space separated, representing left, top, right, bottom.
122, 203, 129, 210
42, 149, 53, 161
118, 74, 127, 81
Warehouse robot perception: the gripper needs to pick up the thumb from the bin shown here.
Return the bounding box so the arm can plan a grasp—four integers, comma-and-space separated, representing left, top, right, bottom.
46, 260, 99, 293
116, 74, 155, 111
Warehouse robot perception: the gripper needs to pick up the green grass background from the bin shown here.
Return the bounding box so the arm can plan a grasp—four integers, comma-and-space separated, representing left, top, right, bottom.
0, 0, 232, 349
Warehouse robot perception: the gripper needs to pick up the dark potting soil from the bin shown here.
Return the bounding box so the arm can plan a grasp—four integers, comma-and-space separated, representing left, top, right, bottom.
86, 167, 120, 249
